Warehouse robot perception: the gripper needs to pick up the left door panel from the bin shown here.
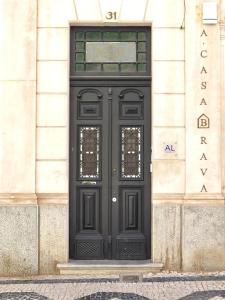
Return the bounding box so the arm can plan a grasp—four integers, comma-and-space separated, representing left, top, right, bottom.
69, 86, 110, 260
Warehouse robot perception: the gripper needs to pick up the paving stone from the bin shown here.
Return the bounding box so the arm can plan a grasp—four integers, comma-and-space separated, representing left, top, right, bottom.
0, 292, 50, 300
75, 293, 151, 300
178, 290, 225, 300
0, 273, 224, 300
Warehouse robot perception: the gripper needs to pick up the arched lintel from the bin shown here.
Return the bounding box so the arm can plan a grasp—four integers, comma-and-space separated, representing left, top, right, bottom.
77, 88, 103, 99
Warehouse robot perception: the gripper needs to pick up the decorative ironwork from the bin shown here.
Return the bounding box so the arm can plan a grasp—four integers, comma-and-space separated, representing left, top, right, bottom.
121, 127, 142, 179
76, 239, 103, 259
79, 127, 100, 179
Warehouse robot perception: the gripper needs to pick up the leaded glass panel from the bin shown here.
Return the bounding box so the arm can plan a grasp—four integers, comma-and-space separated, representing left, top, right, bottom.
121, 127, 142, 179
79, 127, 101, 179
73, 28, 149, 74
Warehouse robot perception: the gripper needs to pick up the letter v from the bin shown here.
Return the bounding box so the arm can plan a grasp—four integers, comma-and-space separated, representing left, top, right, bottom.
200, 168, 208, 176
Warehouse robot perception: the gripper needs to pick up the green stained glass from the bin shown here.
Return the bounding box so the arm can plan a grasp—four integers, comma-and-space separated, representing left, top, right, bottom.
86, 63, 101, 71
73, 29, 149, 74
137, 63, 147, 72
103, 32, 119, 41
121, 63, 136, 72
138, 53, 146, 62
76, 53, 84, 62
76, 32, 85, 40
76, 42, 84, 51
86, 32, 101, 41
103, 64, 119, 72
137, 42, 146, 52
75, 64, 85, 71
120, 32, 137, 41
138, 32, 146, 41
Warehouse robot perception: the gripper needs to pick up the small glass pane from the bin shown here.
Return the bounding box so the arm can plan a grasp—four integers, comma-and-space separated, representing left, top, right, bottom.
137, 63, 147, 72
76, 42, 84, 51
79, 127, 100, 179
137, 42, 146, 52
103, 31, 119, 41
138, 32, 146, 41
103, 64, 119, 72
75, 64, 85, 71
138, 53, 146, 62
86, 42, 136, 63
86, 32, 101, 41
86, 63, 101, 71
120, 32, 137, 41
76, 32, 85, 40
76, 53, 85, 62
121, 63, 136, 72
121, 127, 142, 179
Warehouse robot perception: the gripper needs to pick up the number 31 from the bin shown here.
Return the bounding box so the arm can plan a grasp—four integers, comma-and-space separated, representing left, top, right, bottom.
106, 12, 117, 20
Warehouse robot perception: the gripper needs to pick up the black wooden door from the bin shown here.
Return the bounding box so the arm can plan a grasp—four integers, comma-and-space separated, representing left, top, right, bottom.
70, 80, 151, 260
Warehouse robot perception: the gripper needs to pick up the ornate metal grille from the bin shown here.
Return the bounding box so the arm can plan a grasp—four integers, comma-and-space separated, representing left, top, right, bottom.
79, 127, 100, 179
121, 127, 142, 179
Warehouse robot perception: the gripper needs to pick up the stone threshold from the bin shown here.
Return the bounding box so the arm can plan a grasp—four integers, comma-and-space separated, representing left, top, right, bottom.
57, 260, 163, 275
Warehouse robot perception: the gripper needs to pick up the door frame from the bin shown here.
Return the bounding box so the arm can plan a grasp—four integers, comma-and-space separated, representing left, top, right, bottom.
69, 25, 152, 260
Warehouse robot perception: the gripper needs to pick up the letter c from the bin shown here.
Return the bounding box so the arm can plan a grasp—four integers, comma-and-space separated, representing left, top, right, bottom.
201, 50, 208, 58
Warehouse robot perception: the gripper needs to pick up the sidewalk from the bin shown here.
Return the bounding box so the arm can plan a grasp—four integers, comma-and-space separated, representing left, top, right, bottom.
0, 272, 224, 300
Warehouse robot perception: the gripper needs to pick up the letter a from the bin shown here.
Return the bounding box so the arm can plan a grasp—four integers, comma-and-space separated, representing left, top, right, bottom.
165, 145, 170, 151
201, 29, 208, 37
200, 98, 207, 105
200, 185, 207, 192
200, 66, 207, 74
200, 153, 207, 160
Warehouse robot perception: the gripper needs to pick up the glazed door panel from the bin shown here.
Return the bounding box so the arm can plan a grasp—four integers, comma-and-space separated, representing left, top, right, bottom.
69, 82, 151, 260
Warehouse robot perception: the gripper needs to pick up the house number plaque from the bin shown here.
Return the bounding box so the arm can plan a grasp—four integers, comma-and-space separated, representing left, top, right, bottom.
105, 12, 117, 20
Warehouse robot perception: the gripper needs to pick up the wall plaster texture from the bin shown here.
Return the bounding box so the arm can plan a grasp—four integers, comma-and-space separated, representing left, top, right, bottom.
39, 205, 68, 274
0, 206, 38, 276
182, 206, 225, 272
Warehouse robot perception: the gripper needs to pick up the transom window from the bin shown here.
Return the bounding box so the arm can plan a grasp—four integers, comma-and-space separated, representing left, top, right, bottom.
70, 27, 150, 76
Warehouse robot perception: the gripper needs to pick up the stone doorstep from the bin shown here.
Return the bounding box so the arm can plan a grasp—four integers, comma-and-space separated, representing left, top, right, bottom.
56, 260, 163, 276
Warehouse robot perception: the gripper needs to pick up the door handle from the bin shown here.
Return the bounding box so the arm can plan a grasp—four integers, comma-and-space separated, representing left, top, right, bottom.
112, 197, 117, 203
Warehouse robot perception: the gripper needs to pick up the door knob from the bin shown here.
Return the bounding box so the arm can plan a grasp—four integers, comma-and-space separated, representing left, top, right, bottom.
112, 197, 117, 202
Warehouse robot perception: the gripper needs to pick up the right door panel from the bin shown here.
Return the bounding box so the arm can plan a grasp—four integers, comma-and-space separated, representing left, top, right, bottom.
111, 86, 151, 259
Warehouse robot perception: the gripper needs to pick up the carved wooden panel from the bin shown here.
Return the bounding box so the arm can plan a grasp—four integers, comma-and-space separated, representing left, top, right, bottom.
78, 101, 102, 119
119, 101, 143, 119
120, 188, 143, 232
79, 188, 100, 231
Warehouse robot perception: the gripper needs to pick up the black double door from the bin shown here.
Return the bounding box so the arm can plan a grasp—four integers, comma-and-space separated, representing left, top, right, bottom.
70, 80, 151, 260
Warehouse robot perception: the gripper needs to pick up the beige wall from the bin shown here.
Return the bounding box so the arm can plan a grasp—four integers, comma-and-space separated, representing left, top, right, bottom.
0, 0, 38, 275
0, 0, 36, 193
0, 0, 224, 275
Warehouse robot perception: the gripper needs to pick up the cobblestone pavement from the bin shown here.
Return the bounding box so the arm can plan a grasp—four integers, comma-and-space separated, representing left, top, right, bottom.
0, 272, 224, 300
